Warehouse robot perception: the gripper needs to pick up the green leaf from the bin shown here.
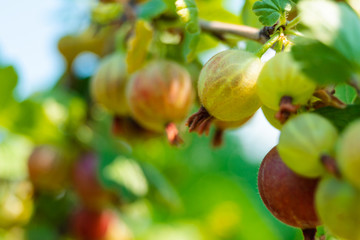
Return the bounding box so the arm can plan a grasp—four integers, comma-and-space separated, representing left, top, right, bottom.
197, 0, 240, 24
314, 105, 360, 132
175, 0, 199, 33
299, 0, 360, 67
241, 0, 262, 28
102, 156, 148, 197
252, 0, 292, 26
181, 30, 200, 62
126, 20, 154, 73
0, 66, 18, 109
292, 38, 355, 85
136, 0, 168, 20
334, 84, 357, 104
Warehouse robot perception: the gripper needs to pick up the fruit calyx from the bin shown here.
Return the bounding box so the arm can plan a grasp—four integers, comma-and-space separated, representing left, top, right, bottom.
186, 106, 214, 135
275, 96, 300, 124
302, 228, 317, 240
320, 154, 341, 178
165, 122, 183, 146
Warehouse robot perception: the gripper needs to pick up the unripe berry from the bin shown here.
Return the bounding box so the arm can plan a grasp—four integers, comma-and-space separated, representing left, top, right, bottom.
316, 177, 360, 240
278, 113, 338, 178
91, 53, 129, 116
336, 120, 360, 189
257, 52, 316, 111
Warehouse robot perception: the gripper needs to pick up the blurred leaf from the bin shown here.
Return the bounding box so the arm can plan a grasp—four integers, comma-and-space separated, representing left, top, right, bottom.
141, 162, 181, 208
195, 33, 219, 53
182, 30, 200, 62
26, 222, 59, 240
334, 84, 357, 104
176, 0, 199, 33
196, 0, 240, 24
314, 105, 360, 132
0, 99, 61, 144
0, 66, 18, 109
126, 20, 154, 73
245, 40, 263, 53
241, 0, 262, 28
181, 174, 281, 240
253, 0, 292, 26
0, 134, 32, 180
348, 0, 360, 16
137, 0, 169, 20
292, 38, 355, 85
102, 156, 148, 197
299, 0, 360, 67
91, 2, 123, 24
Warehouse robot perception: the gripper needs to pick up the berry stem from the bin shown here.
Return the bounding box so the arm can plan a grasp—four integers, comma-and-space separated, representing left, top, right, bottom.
321, 155, 341, 178
286, 16, 301, 30
302, 228, 317, 240
255, 32, 280, 58
165, 123, 183, 146
212, 128, 224, 148
275, 96, 300, 124
313, 89, 346, 109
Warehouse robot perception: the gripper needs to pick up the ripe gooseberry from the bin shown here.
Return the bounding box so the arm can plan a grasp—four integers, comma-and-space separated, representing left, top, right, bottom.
336, 119, 360, 189
277, 113, 338, 178
257, 52, 316, 123
72, 153, 114, 210
27, 145, 69, 192
126, 60, 194, 145
91, 53, 130, 116
71, 207, 115, 240
315, 177, 360, 240
258, 147, 320, 239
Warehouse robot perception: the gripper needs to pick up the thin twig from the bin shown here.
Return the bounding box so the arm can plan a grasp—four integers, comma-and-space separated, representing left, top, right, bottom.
199, 20, 268, 44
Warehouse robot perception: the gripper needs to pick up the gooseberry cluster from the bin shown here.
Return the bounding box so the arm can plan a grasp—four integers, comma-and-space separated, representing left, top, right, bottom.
26, 146, 132, 240
185, 22, 360, 240
91, 53, 194, 145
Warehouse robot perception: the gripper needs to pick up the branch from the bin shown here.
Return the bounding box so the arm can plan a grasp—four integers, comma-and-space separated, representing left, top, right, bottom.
199, 20, 269, 44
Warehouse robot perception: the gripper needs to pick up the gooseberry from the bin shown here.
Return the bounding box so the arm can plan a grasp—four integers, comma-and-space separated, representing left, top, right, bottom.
336, 119, 360, 189
257, 52, 316, 122
258, 147, 320, 238
198, 49, 262, 122
277, 113, 338, 178
91, 53, 129, 116
315, 177, 360, 240
72, 153, 114, 209
126, 60, 194, 145
27, 145, 69, 192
